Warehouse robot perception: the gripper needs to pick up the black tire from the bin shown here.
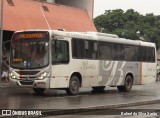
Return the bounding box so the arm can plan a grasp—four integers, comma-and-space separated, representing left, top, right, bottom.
66, 76, 80, 95
33, 88, 45, 94
92, 86, 105, 91
117, 75, 133, 92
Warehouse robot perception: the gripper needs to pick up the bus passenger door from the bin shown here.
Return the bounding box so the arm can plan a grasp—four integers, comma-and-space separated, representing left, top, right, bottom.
50, 39, 70, 88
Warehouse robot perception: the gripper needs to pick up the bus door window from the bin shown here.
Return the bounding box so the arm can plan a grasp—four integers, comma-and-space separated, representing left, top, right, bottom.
51, 40, 69, 64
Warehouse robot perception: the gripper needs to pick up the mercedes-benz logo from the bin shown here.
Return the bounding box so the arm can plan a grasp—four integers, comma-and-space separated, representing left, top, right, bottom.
26, 75, 29, 80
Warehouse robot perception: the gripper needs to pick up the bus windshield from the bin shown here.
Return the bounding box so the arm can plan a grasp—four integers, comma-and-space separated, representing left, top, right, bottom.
10, 31, 49, 69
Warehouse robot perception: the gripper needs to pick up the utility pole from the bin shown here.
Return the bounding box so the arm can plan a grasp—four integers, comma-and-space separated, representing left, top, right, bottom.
0, 0, 4, 74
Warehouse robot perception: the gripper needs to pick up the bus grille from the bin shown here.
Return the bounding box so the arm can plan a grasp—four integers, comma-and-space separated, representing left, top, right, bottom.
16, 71, 39, 75
20, 81, 34, 85
20, 76, 36, 80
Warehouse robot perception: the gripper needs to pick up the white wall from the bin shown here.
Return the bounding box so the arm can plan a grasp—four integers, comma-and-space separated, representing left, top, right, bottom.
46, 0, 94, 19
46, 0, 55, 3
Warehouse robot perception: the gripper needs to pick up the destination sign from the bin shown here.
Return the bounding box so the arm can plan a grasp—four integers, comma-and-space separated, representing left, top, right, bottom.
13, 58, 23, 62
19, 33, 44, 39
12, 32, 49, 43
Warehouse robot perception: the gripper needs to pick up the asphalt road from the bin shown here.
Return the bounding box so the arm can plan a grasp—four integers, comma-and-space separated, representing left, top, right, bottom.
0, 81, 160, 117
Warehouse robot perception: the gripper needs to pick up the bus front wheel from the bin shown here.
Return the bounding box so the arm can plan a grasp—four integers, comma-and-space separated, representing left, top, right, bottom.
66, 76, 80, 95
33, 88, 45, 95
117, 75, 133, 92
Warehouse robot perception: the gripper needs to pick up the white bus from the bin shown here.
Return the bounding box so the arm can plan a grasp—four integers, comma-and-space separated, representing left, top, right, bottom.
9, 30, 157, 95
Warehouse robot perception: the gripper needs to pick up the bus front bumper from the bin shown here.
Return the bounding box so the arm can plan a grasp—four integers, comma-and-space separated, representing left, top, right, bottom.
9, 77, 50, 89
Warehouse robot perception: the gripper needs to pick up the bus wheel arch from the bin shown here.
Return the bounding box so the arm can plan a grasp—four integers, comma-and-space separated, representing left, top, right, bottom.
66, 72, 82, 95
117, 73, 133, 92
70, 72, 82, 87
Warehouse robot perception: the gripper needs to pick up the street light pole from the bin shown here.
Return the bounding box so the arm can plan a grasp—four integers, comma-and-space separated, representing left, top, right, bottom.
0, 0, 4, 74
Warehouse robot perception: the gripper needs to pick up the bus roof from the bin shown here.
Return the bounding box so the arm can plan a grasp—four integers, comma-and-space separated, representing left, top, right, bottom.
53, 30, 155, 47
14, 29, 156, 48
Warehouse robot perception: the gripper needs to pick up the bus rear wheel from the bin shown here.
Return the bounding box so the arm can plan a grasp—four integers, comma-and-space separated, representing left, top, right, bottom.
66, 75, 80, 95
92, 86, 105, 91
117, 75, 133, 92
33, 88, 45, 95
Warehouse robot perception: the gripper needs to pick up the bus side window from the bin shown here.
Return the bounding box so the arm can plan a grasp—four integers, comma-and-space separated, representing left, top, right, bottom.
147, 47, 155, 62
99, 41, 112, 60
85, 40, 98, 60
72, 38, 85, 59
125, 45, 137, 61
137, 46, 147, 62
113, 43, 124, 60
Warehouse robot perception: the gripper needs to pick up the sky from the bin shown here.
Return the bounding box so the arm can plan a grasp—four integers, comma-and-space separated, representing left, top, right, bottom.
94, 0, 160, 18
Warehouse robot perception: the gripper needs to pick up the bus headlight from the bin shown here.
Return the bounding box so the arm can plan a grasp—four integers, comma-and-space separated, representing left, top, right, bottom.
10, 72, 17, 79
38, 71, 49, 80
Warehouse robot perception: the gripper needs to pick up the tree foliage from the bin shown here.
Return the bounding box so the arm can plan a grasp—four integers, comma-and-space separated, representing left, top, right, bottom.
94, 9, 160, 49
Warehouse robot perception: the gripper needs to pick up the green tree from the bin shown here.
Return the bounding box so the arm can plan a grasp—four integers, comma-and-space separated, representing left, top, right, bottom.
94, 9, 160, 49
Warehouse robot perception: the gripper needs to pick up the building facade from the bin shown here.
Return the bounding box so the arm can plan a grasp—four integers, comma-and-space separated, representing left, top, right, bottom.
0, 0, 96, 56
45, 0, 94, 18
